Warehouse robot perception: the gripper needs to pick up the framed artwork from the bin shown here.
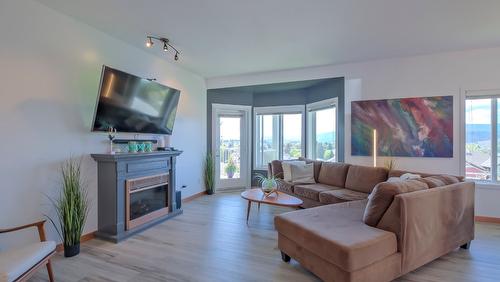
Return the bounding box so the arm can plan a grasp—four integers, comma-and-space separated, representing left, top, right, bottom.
351, 96, 453, 157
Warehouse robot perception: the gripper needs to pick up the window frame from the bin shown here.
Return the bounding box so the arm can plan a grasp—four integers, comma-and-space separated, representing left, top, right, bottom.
253, 105, 305, 170
462, 90, 499, 183
306, 98, 339, 161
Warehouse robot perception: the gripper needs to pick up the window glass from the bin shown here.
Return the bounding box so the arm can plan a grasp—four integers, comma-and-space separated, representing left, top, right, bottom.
308, 106, 336, 161
219, 116, 241, 179
283, 114, 302, 160
465, 99, 492, 180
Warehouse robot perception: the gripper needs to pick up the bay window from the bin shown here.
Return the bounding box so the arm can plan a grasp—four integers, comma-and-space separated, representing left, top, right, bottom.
254, 106, 305, 169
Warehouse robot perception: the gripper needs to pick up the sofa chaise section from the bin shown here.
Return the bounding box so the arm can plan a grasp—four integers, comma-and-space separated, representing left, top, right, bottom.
275, 177, 475, 282
275, 200, 401, 282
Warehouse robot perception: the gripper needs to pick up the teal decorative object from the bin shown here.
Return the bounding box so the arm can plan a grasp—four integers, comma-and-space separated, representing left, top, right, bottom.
144, 142, 153, 152
137, 142, 146, 152
128, 141, 138, 153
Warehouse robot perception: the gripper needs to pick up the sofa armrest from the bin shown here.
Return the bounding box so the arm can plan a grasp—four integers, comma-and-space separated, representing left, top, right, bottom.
397, 182, 475, 273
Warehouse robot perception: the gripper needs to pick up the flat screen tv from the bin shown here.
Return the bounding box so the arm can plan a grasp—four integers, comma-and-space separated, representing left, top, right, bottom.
92, 66, 180, 134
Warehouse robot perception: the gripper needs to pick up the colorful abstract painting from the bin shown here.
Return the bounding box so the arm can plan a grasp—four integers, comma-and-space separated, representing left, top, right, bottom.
351, 96, 453, 157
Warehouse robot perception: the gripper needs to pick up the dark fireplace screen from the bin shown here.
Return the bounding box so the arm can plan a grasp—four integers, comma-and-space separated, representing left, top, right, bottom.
129, 185, 168, 220
125, 173, 170, 230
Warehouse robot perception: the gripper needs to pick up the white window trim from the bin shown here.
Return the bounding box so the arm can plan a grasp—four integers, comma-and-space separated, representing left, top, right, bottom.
253, 105, 306, 170
461, 89, 500, 184
306, 98, 338, 161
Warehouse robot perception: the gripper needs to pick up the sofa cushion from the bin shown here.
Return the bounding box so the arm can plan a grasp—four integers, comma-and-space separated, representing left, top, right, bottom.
294, 183, 339, 201
270, 160, 284, 179
299, 157, 323, 181
319, 189, 369, 204
275, 200, 398, 272
0, 241, 56, 282
345, 165, 388, 193
363, 180, 429, 227
317, 162, 351, 187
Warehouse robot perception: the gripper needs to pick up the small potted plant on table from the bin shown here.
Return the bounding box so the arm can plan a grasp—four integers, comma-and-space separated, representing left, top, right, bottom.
254, 173, 281, 197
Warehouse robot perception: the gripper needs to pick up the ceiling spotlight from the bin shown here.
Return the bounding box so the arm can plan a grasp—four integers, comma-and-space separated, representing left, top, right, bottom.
146, 37, 153, 48
145, 35, 180, 62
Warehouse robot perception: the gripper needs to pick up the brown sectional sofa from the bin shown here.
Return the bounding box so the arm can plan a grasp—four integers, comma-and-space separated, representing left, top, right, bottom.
270, 159, 475, 282
268, 158, 390, 208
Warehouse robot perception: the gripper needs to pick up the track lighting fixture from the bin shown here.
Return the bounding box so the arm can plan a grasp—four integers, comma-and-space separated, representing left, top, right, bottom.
145, 35, 180, 61
146, 36, 154, 48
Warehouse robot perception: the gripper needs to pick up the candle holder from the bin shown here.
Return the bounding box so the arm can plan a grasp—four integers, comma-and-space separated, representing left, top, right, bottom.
107, 127, 117, 154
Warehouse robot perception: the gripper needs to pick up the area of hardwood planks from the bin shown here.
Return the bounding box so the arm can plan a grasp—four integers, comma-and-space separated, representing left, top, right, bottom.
31, 191, 500, 282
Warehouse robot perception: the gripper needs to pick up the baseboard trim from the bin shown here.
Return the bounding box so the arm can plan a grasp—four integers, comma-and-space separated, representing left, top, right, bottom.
475, 216, 500, 224
56, 231, 96, 252
182, 190, 208, 203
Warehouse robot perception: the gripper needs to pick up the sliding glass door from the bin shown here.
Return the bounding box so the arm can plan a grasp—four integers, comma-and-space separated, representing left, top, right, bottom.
212, 104, 251, 190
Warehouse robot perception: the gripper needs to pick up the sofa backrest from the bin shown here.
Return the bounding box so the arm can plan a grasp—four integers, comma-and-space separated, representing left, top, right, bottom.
363, 180, 429, 227
376, 182, 475, 273
389, 169, 465, 182
268, 160, 285, 179
316, 162, 350, 187
345, 165, 389, 193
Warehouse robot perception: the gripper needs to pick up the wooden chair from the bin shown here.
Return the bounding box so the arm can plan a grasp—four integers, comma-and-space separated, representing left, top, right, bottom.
0, 220, 55, 282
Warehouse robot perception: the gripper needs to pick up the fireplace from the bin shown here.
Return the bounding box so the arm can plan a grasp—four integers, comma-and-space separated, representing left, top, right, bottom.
92, 151, 182, 242
125, 173, 169, 230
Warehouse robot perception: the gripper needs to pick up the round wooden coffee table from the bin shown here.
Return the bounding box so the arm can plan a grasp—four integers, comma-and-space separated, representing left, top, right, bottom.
241, 188, 303, 223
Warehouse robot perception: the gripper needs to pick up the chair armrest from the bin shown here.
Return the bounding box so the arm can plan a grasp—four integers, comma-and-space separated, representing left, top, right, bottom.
0, 220, 48, 242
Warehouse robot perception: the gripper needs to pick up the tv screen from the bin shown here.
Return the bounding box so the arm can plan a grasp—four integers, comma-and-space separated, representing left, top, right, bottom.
92, 66, 180, 134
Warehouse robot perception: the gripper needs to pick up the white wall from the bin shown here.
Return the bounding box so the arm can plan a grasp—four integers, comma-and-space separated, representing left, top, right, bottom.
207, 47, 500, 218
0, 0, 206, 248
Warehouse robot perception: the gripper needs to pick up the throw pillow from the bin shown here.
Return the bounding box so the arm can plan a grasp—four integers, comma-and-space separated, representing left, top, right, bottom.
289, 163, 316, 184
282, 161, 306, 182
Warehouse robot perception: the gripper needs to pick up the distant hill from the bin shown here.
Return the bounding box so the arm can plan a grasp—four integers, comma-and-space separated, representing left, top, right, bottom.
467, 124, 495, 142
317, 131, 335, 143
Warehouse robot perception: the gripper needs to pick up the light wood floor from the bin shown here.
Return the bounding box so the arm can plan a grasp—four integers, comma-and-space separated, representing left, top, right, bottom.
31, 191, 500, 282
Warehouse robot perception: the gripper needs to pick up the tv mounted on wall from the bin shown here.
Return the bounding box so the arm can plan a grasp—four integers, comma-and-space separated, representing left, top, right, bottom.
91, 66, 180, 134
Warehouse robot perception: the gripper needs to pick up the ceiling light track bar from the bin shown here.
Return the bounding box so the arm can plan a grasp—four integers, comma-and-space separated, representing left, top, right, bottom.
146, 35, 180, 61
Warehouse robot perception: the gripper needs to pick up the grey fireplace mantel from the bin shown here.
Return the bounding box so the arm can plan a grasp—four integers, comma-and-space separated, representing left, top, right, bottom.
91, 150, 183, 243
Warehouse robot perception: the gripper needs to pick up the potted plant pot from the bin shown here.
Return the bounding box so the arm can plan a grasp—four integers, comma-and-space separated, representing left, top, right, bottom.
64, 243, 80, 258
227, 171, 234, 178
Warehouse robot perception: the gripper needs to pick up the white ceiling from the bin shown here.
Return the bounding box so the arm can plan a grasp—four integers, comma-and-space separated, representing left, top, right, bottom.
36, 0, 500, 78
